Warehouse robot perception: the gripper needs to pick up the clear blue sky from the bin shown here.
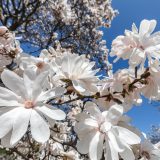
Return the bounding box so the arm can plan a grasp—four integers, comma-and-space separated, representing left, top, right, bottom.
103, 0, 160, 133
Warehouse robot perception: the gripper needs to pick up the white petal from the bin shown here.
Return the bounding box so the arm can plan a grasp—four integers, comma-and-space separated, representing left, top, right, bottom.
0, 108, 20, 138
108, 131, 124, 152
132, 23, 138, 33
97, 134, 105, 160
32, 71, 48, 100
84, 118, 99, 128
0, 116, 12, 138
119, 146, 135, 160
0, 87, 21, 107
10, 108, 31, 145
0, 100, 20, 107
1, 70, 26, 98
105, 139, 112, 160
30, 110, 50, 143
0, 87, 18, 101
74, 121, 95, 138
1, 131, 12, 148
116, 126, 141, 145
37, 87, 66, 102
23, 70, 34, 98
85, 101, 101, 117
107, 104, 123, 125
72, 80, 86, 93
139, 19, 156, 36
77, 130, 97, 154
75, 112, 90, 122
36, 106, 66, 121
89, 132, 102, 160
108, 138, 119, 160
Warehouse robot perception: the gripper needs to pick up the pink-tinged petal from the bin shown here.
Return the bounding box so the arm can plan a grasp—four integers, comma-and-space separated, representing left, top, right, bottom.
10, 108, 31, 145
36, 106, 66, 121
1, 70, 26, 98
116, 126, 141, 145
30, 110, 50, 143
85, 102, 101, 117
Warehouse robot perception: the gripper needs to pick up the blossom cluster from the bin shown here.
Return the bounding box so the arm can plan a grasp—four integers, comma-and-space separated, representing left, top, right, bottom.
0, 0, 160, 157
0, 0, 117, 72
0, 19, 160, 160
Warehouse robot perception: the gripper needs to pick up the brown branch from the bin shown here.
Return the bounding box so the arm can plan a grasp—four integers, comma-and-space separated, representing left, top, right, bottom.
10, 148, 28, 160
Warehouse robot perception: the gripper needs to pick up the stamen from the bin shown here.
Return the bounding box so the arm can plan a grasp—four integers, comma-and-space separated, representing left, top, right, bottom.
36, 62, 45, 69
24, 100, 34, 109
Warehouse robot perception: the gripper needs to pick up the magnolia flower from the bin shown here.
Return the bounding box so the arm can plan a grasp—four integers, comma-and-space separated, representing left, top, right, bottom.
52, 53, 99, 95
20, 52, 50, 74
96, 69, 142, 112
140, 140, 160, 160
41, 46, 63, 61
74, 102, 141, 160
0, 69, 66, 147
110, 19, 160, 68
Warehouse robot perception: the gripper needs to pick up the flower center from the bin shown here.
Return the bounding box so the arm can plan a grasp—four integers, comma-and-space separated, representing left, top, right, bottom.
139, 45, 145, 51
24, 100, 34, 109
36, 62, 45, 69
99, 121, 112, 134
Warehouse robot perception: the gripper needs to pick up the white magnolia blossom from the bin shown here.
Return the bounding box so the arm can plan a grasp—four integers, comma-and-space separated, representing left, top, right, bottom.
0, 16, 160, 159
41, 46, 64, 61
0, 69, 66, 147
111, 19, 160, 68
75, 102, 141, 160
96, 69, 142, 112
140, 140, 160, 160
20, 52, 51, 74
141, 69, 160, 100
52, 53, 99, 95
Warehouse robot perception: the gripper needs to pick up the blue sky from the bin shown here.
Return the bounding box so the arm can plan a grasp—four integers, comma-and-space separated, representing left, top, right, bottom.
103, 0, 160, 133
